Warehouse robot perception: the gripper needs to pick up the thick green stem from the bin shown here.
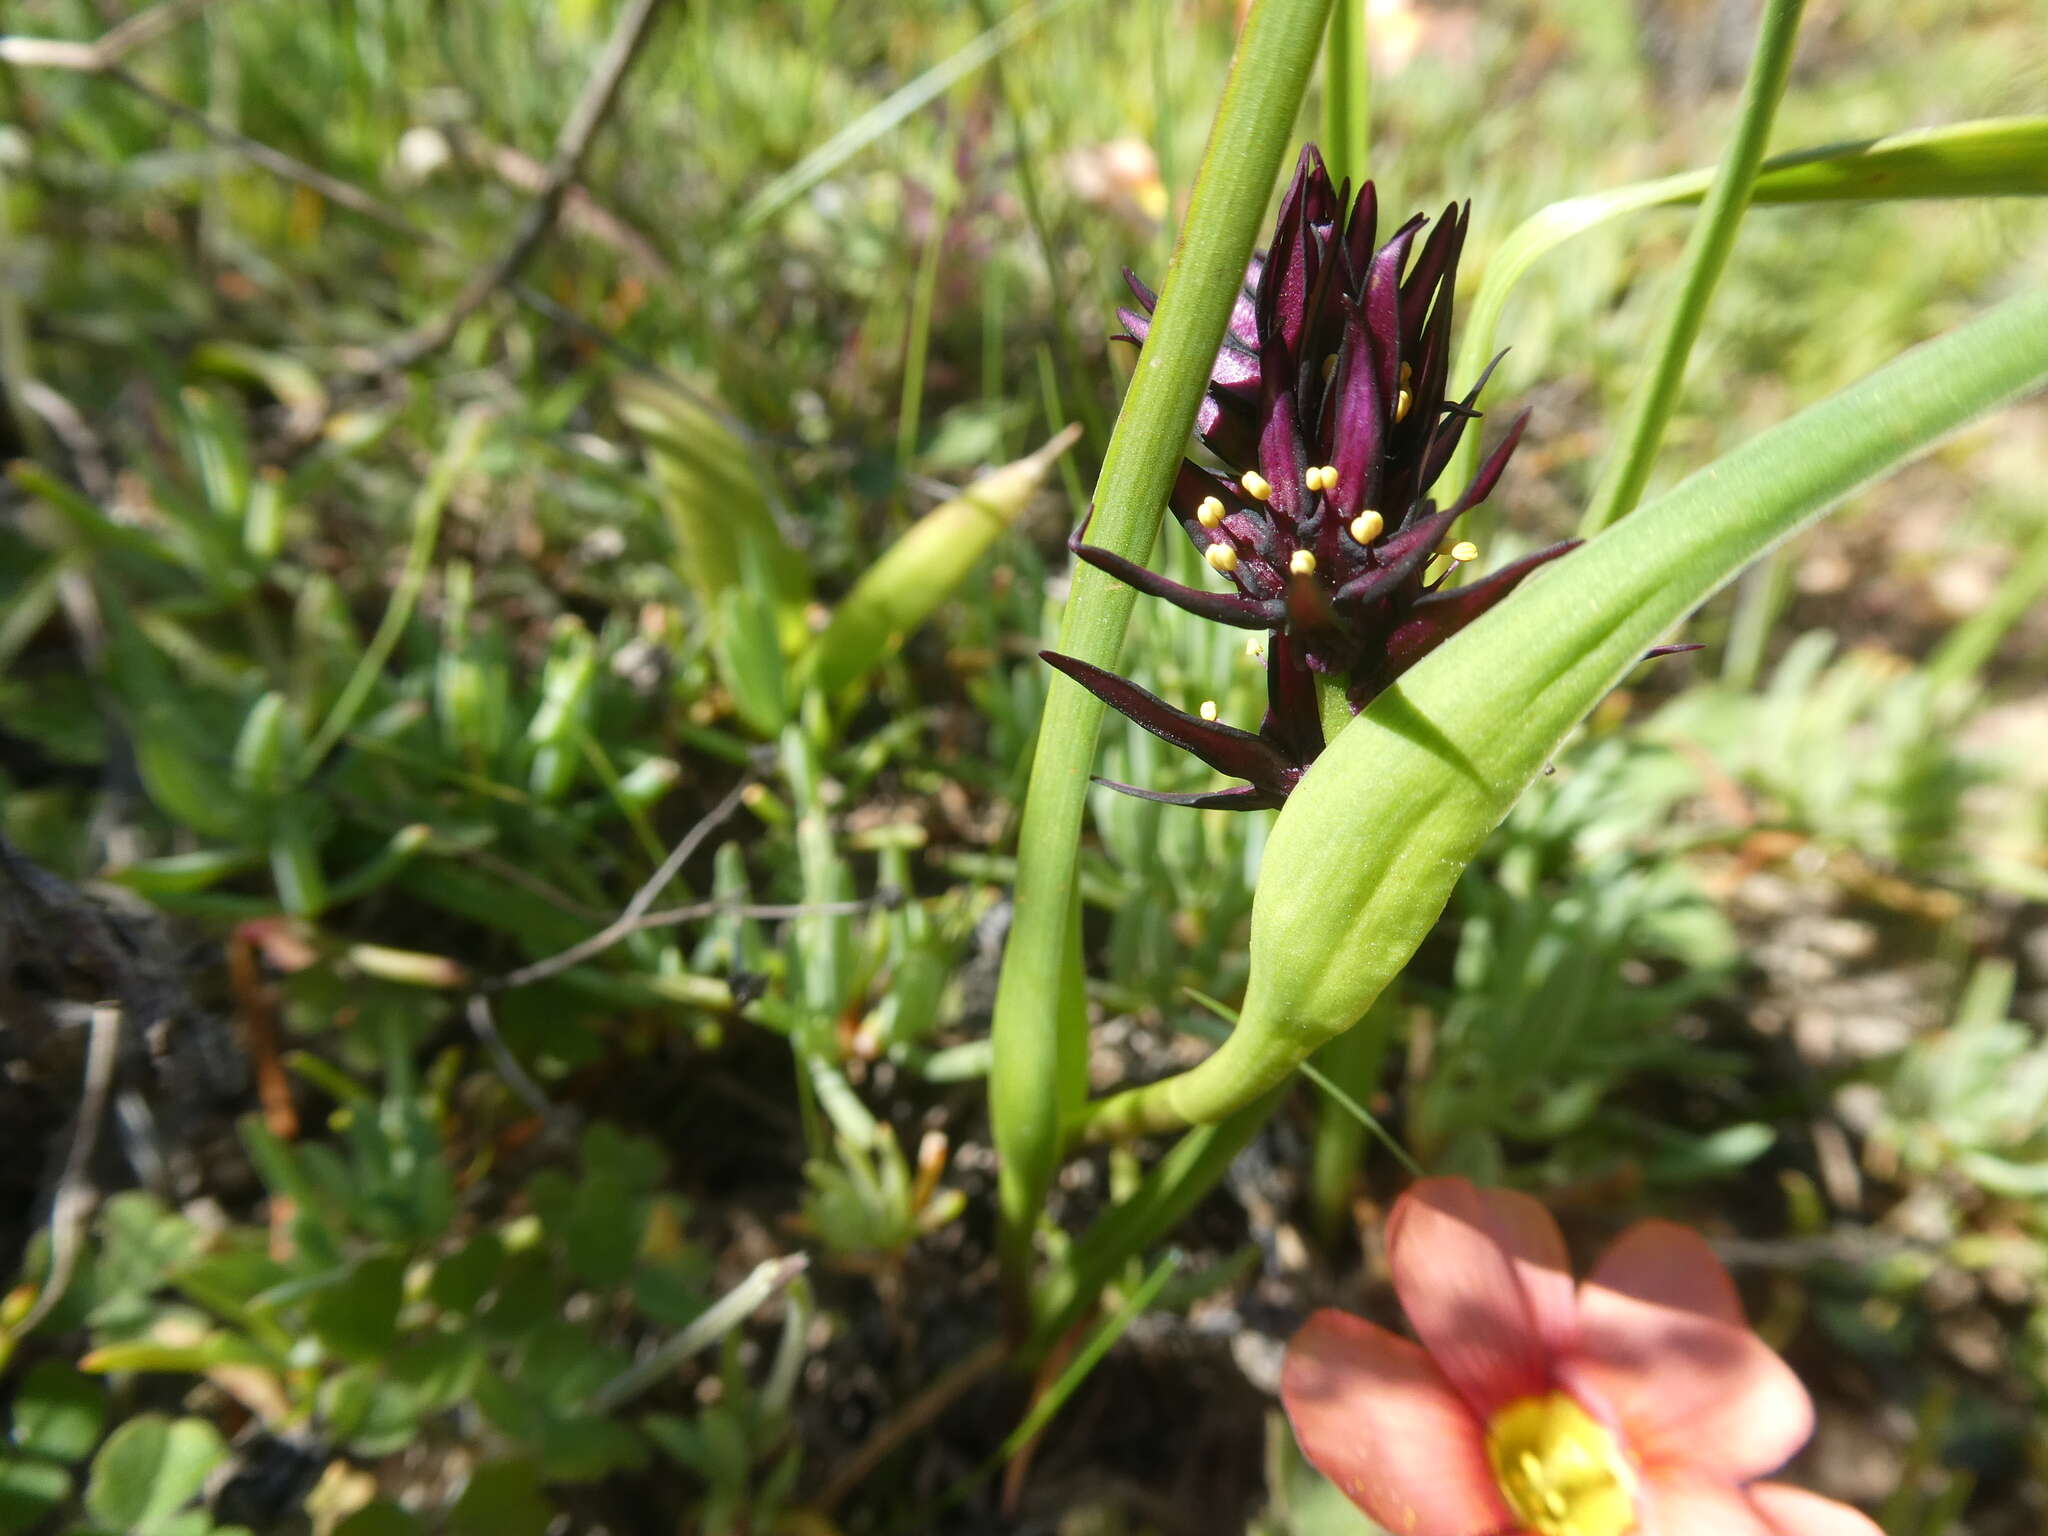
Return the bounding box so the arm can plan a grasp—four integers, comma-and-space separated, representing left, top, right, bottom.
1307, 987, 1397, 1248
1319, 0, 1370, 188
1578, 0, 1806, 536
989, 0, 1336, 1333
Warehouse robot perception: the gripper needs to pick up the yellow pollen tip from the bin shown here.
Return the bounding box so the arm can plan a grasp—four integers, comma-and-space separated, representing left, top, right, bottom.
1243, 634, 1265, 659
1204, 542, 1239, 573
1240, 470, 1272, 501
1195, 495, 1225, 529
1450, 540, 1479, 563
1321, 353, 1338, 382
1395, 388, 1413, 423
1289, 549, 1317, 575
1485, 1394, 1635, 1536
1349, 510, 1384, 545
1198, 699, 1218, 722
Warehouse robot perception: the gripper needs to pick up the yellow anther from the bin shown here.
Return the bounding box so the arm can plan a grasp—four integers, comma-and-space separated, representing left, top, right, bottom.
1198, 699, 1219, 722
1304, 464, 1338, 493
1321, 352, 1338, 383
1349, 510, 1385, 545
1240, 470, 1272, 501
1204, 542, 1239, 574
1196, 495, 1226, 529
1243, 634, 1266, 659
1289, 549, 1317, 576
1395, 388, 1413, 423
1450, 540, 1479, 564
1486, 1393, 1635, 1536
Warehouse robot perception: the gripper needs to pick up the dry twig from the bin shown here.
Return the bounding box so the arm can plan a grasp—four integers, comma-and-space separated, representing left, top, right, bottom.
377, 0, 668, 370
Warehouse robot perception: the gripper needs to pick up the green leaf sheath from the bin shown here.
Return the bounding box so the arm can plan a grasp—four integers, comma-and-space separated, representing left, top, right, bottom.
1074, 284, 2048, 1141
1447, 114, 2048, 501
1579, 0, 1807, 536
988, 0, 1336, 1324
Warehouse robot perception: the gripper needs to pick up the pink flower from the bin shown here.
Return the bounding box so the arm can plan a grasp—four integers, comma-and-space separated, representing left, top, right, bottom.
1281, 1178, 1882, 1536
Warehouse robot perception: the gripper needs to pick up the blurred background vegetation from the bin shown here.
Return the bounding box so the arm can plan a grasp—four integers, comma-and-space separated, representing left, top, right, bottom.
2, 0, 2046, 1531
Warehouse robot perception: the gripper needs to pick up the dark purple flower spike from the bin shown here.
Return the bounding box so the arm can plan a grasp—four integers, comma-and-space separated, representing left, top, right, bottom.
1052, 143, 1579, 808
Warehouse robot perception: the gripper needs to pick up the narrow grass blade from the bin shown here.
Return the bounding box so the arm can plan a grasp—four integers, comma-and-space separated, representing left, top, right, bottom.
1447, 114, 2048, 500
1579, 0, 1807, 536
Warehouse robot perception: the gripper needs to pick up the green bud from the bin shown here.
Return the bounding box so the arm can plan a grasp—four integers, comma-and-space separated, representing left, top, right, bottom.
232, 692, 299, 797
798, 426, 1079, 699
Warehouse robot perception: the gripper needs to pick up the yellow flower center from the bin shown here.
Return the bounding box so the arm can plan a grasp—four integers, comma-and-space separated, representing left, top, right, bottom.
1485, 1393, 1636, 1536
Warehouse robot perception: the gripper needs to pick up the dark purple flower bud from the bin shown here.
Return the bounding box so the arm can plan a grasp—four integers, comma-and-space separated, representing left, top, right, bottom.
1061, 144, 1579, 808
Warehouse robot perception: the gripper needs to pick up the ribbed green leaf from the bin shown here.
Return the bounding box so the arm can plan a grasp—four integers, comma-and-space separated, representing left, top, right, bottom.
1075, 285, 2048, 1138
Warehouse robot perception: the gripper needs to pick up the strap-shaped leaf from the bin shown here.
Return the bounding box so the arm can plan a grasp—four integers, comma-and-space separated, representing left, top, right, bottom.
1446, 115, 2048, 497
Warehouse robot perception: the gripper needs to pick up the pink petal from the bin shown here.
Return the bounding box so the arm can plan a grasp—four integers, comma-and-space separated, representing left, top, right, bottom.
1281, 1309, 1515, 1536
1569, 1224, 1813, 1482
1470, 1185, 1579, 1358
1748, 1483, 1886, 1536
1387, 1178, 1554, 1415
1641, 1468, 1775, 1536
1590, 1220, 1745, 1326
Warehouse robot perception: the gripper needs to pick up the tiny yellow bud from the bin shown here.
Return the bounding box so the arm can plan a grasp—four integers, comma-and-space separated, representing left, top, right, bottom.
1198, 699, 1219, 722
1240, 470, 1272, 501
1349, 510, 1385, 544
1289, 549, 1317, 575
1204, 542, 1239, 573
1450, 540, 1479, 564
1196, 495, 1225, 529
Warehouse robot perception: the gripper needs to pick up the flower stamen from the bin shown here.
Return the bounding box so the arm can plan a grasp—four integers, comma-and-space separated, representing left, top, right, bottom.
1198, 699, 1219, 721
1290, 549, 1318, 575
1204, 542, 1240, 573
1348, 509, 1384, 545
1196, 495, 1226, 529
1485, 1394, 1635, 1536
1241, 470, 1273, 501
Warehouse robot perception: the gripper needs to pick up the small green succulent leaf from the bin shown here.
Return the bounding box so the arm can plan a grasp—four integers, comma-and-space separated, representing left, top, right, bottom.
82, 1415, 226, 1535
11, 1361, 106, 1463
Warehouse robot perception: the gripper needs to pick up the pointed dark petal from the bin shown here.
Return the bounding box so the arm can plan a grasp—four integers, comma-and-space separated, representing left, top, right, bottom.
1196, 392, 1262, 471
1325, 308, 1385, 517
1643, 642, 1705, 660
1115, 308, 1150, 346
1230, 258, 1263, 349
1124, 268, 1159, 313
1068, 539, 1279, 629
1364, 217, 1424, 411
1332, 505, 1462, 607
1092, 778, 1287, 811
1256, 380, 1308, 525
1041, 652, 1298, 788
1399, 203, 1463, 342
1417, 349, 1509, 495
1343, 181, 1379, 293
1382, 540, 1580, 673
1441, 408, 1529, 519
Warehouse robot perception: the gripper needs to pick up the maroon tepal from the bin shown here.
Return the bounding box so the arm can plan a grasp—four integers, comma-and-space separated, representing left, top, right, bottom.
1045, 145, 1577, 810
